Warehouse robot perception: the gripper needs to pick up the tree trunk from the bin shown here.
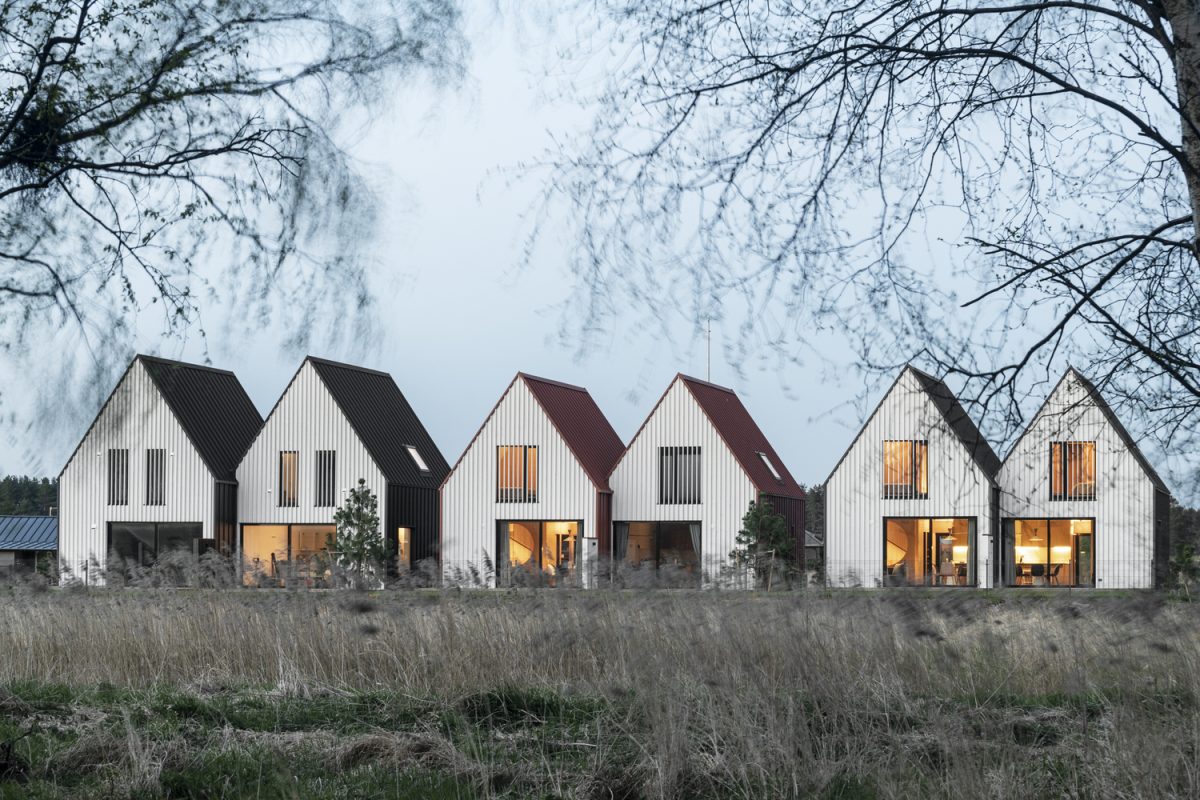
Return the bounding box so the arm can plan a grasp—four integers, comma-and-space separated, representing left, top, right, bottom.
1165, 1, 1200, 250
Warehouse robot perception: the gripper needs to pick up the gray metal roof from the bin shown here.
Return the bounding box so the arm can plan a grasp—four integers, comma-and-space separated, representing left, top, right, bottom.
0, 515, 57, 551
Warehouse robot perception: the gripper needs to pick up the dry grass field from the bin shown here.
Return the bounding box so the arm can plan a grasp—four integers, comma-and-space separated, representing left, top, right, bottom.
0, 586, 1197, 798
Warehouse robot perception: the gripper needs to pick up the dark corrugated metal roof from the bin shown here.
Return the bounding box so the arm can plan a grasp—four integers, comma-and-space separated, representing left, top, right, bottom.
907, 366, 1002, 478
140, 356, 264, 481
1002, 367, 1170, 495
521, 374, 625, 491
308, 357, 449, 488
679, 375, 806, 499
824, 365, 1001, 485
0, 515, 57, 551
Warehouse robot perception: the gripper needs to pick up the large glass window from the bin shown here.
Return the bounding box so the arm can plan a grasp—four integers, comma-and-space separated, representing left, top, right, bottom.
1007, 518, 1094, 586
659, 447, 701, 504
241, 524, 335, 587
1050, 442, 1096, 500
496, 520, 578, 585
107, 448, 129, 506
882, 441, 928, 499
613, 521, 701, 583
497, 446, 538, 503
108, 522, 201, 568
278, 451, 299, 507
883, 517, 974, 586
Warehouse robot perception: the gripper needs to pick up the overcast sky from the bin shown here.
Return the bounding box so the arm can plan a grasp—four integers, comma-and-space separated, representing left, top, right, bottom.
4, 5, 1180, 496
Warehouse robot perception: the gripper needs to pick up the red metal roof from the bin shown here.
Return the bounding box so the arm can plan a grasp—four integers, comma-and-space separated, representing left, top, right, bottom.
678, 375, 806, 499
521, 374, 625, 491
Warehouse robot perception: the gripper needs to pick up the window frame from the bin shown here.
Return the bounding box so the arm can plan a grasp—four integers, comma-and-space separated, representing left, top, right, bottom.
882, 440, 928, 500
658, 446, 702, 505
144, 448, 165, 506
314, 450, 336, 508
496, 445, 538, 503
756, 451, 783, 482
107, 448, 129, 506
278, 450, 299, 507
1050, 441, 1097, 501
405, 445, 430, 473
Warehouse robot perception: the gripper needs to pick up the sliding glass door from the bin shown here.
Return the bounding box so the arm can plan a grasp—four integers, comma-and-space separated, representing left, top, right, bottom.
612, 521, 702, 585
496, 520, 580, 586
1004, 518, 1094, 587
882, 517, 975, 587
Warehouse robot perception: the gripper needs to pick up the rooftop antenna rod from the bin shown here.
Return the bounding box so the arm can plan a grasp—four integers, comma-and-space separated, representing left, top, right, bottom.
706, 320, 711, 382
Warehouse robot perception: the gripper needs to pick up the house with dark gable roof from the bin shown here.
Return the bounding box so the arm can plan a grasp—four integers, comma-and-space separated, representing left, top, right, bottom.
439, 373, 625, 587
58, 355, 263, 583
997, 367, 1171, 589
607, 374, 805, 586
824, 365, 1001, 588
0, 515, 57, 576
236, 357, 448, 586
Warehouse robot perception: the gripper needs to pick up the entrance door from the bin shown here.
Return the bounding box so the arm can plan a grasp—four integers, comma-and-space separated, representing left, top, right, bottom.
1075, 533, 1094, 587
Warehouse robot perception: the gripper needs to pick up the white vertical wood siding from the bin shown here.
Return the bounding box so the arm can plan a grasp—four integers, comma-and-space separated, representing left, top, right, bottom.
58, 359, 215, 583
440, 378, 599, 587
998, 373, 1157, 589
236, 361, 386, 534
825, 369, 997, 587
608, 379, 756, 585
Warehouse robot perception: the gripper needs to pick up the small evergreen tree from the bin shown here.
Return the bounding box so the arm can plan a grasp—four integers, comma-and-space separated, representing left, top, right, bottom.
332, 479, 384, 590
730, 500, 793, 589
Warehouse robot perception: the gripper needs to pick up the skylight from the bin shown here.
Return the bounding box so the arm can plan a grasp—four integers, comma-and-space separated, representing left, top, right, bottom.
757, 451, 783, 482
406, 445, 430, 472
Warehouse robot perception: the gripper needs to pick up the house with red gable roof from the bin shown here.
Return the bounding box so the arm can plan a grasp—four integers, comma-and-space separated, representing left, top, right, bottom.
607, 374, 805, 585
439, 373, 625, 587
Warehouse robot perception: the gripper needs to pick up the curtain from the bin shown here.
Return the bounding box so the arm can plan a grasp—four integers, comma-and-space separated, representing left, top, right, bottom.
613, 523, 629, 562
688, 523, 702, 560
495, 524, 509, 586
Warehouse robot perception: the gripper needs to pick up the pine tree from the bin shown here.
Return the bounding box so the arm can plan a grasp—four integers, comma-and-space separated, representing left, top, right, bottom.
332, 479, 384, 590
730, 500, 792, 589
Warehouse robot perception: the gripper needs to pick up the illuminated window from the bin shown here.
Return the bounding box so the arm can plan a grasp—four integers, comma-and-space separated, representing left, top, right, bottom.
278, 451, 298, 507
406, 445, 430, 473
882, 440, 928, 499
397, 527, 412, 569
1050, 441, 1096, 500
497, 445, 537, 502
659, 446, 701, 504
757, 451, 783, 482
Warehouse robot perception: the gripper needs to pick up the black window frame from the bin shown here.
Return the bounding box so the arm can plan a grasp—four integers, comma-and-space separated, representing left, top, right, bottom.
145, 448, 165, 506
658, 446, 701, 505
496, 445, 538, 503
1050, 441, 1097, 501
107, 448, 129, 506
278, 450, 299, 507
314, 450, 336, 508
882, 440, 928, 500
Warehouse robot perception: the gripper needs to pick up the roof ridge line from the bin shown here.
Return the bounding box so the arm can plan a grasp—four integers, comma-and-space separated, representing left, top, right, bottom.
677, 373, 736, 394
305, 355, 391, 377
518, 373, 590, 393
137, 354, 237, 377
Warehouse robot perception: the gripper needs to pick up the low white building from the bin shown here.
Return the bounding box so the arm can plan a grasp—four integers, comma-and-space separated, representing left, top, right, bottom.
58, 355, 263, 582
607, 374, 805, 586
825, 366, 1001, 588
997, 368, 1170, 588
440, 373, 625, 587
236, 357, 448, 586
